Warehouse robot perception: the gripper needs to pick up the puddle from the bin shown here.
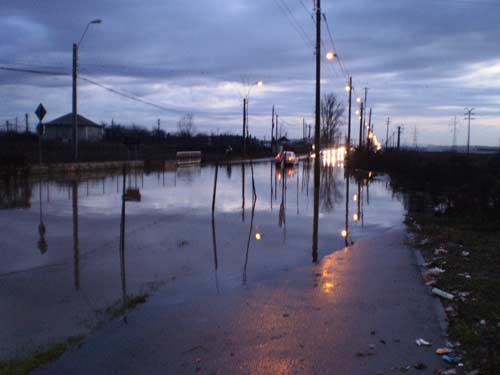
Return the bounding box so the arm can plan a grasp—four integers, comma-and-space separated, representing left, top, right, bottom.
0, 159, 404, 358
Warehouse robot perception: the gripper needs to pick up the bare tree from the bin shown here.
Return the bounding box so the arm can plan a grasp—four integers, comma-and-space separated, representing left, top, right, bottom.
320, 93, 344, 147
177, 113, 195, 136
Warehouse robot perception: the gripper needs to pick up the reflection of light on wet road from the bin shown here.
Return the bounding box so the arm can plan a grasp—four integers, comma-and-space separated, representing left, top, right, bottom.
320, 256, 336, 294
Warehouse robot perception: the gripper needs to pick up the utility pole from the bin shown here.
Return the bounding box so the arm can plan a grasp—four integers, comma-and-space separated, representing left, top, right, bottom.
366, 108, 372, 150
464, 107, 475, 156
303, 118, 306, 142
385, 117, 390, 150
452, 116, 457, 151
312, 0, 321, 263
358, 103, 364, 150
15, 117, 18, 132
72, 42, 78, 162
25, 113, 29, 133
157, 118, 160, 132
242, 98, 247, 156
397, 126, 402, 151
413, 124, 418, 149
276, 114, 279, 144
271, 105, 275, 153
346, 76, 352, 150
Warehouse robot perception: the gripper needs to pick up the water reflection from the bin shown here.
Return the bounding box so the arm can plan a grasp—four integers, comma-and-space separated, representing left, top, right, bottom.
1, 159, 406, 358
72, 180, 80, 290
37, 179, 48, 254
242, 162, 257, 285
211, 163, 220, 293
119, 166, 128, 308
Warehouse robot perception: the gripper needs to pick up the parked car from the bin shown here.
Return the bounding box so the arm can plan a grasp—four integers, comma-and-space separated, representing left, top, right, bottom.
275, 150, 297, 165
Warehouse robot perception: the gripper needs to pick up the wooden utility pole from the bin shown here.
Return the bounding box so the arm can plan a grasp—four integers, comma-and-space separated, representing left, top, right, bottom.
358, 103, 364, 150
72, 43, 78, 162
397, 126, 402, 151
271, 105, 275, 153
276, 114, 279, 146
385, 117, 390, 150
347, 76, 352, 150
366, 108, 372, 150
312, 0, 321, 263
25, 113, 29, 133
242, 98, 247, 156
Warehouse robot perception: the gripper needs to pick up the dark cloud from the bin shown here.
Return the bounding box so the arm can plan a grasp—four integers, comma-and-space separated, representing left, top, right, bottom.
1, 0, 499, 145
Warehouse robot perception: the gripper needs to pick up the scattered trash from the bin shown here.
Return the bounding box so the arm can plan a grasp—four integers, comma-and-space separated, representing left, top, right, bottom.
427, 267, 446, 276
480, 319, 486, 325
432, 288, 454, 300
462, 251, 470, 257
465, 370, 480, 375
419, 238, 429, 245
380, 339, 386, 345
415, 338, 431, 346
413, 362, 427, 370
438, 369, 457, 375
282, 313, 290, 318
442, 354, 463, 364
436, 347, 452, 355
434, 247, 448, 255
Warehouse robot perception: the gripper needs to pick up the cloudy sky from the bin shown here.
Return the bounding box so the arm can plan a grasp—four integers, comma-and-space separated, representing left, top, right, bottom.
1, 0, 500, 146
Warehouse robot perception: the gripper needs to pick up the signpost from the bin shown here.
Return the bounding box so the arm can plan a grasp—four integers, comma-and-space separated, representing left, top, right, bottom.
35, 103, 46, 165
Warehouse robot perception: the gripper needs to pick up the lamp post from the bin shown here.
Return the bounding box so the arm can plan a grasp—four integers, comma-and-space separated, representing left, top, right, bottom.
357, 97, 363, 150
242, 80, 263, 157
72, 19, 102, 162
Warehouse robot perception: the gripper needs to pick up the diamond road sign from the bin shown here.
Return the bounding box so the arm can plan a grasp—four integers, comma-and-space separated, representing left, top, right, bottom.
35, 103, 47, 121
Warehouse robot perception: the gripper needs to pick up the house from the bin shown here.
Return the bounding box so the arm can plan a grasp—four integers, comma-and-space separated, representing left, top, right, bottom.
43, 113, 104, 142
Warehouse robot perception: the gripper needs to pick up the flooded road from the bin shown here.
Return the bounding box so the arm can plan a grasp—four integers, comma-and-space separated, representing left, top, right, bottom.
0, 159, 404, 359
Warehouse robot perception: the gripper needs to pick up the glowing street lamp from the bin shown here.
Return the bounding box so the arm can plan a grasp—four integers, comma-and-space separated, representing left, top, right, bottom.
341, 229, 348, 238
326, 51, 336, 61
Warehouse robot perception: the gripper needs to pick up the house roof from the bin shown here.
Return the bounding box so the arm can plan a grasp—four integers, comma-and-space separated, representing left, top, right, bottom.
45, 113, 102, 128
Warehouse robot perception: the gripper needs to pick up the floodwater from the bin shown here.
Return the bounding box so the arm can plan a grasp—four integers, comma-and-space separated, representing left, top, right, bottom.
0, 158, 404, 359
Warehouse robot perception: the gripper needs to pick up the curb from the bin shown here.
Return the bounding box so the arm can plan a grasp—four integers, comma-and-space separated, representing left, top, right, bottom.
409, 235, 449, 336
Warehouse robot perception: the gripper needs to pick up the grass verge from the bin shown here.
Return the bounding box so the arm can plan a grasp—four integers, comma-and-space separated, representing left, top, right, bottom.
0, 335, 85, 375
406, 213, 500, 375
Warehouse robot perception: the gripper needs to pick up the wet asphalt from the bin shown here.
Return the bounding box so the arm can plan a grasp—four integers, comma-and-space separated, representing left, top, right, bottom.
33, 229, 449, 375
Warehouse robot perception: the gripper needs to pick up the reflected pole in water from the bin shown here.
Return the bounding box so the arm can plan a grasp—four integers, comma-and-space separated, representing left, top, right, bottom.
72, 180, 80, 291
119, 164, 128, 307
344, 173, 350, 247
242, 162, 257, 285
241, 163, 246, 222
37, 178, 48, 254
270, 162, 273, 211
211, 163, 220, 293
296, 163, 299, 215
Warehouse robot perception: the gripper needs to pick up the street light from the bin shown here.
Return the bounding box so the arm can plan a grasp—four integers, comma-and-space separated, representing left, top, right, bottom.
242, 80, 263, 156
72, 19, 102, 162
325, 51, 336, 61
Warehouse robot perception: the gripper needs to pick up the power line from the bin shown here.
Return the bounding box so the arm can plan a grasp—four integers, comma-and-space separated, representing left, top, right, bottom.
322, 14, 349, 79
0, 65, 69, 76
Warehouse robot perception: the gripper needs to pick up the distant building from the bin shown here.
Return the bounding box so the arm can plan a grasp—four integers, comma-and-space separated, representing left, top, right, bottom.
43, 113, 104, 142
